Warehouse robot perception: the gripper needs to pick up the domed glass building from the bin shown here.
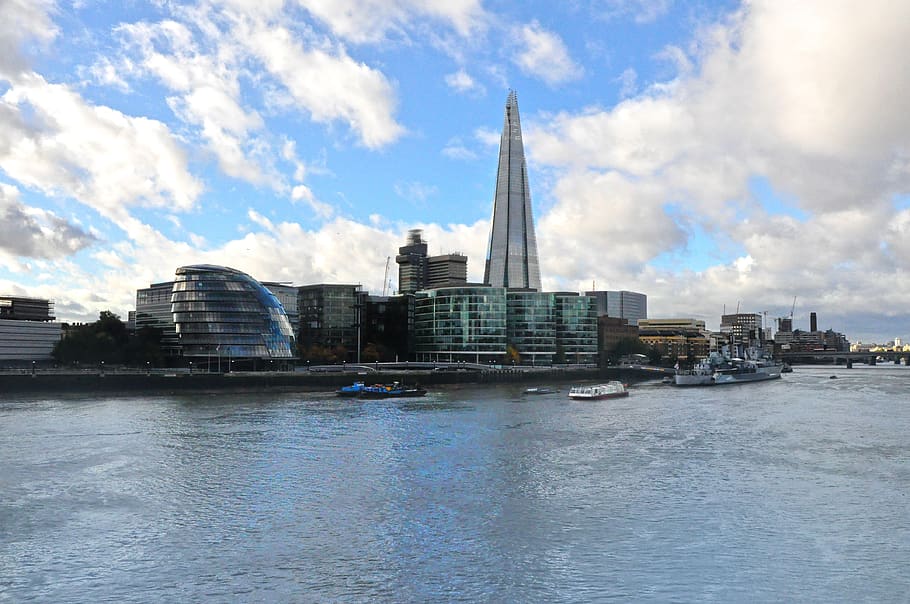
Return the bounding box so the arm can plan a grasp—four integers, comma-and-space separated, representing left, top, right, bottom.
171, 265, 295, 363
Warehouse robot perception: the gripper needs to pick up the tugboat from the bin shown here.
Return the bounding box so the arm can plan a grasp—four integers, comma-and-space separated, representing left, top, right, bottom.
336, 381, 366, 397
358, 382, 427, 399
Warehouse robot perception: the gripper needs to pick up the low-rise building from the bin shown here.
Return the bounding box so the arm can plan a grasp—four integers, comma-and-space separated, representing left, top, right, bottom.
0, 295, 62, 363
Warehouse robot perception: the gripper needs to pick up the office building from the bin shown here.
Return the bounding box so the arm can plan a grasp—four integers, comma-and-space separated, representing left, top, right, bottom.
0, 295, 61, 362
507, 291, 556, 365
585, 290, 647, 325
553, 293, 598, 364
361, 294, 413, 362
414, 286, 507, 363
720, 313, 764, 344
396, 229, 428, 294
427, 254, 468, 288
484, 91, 542, 291
171, 265, 295, 364
135, 281, 180, 356
298, 284, 363, 362
597, 316, 640, 364
396, 229, 468, 293
638, 318, 709, 364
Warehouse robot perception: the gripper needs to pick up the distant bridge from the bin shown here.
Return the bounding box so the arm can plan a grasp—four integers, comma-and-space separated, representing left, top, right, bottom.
780, 351, 910, 366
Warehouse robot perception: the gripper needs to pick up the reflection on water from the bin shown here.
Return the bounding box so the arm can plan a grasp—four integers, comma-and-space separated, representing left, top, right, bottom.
2, 366, 909, 602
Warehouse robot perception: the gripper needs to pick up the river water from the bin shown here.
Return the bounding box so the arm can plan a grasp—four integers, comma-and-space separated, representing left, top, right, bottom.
2, 365, 909, 602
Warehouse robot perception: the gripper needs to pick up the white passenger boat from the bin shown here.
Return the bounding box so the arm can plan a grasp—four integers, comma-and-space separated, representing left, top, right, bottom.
568, 381, 629, 400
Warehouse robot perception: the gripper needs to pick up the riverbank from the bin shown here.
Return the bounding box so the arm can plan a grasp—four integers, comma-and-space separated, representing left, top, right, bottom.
0, 366, 670, 395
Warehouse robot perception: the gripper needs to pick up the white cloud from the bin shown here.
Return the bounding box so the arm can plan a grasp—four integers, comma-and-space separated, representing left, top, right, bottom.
295, 0, 487, 44
234, 15, 405, 149
445, 69, 484, 95
0, 0, 57, 76
616, 67, 638, 98
511, 21, 583, 86
593, 0, 674, 24
394, 181, 438, 204
0, 73, 203, 223
529, 0, 910, 331
442, 137, 478, 161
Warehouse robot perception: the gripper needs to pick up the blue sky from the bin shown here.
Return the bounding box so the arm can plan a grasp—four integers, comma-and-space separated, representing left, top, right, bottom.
1, 0, 909, 344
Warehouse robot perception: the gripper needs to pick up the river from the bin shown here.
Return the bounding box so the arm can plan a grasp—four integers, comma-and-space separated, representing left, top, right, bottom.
2, 365, 908, 602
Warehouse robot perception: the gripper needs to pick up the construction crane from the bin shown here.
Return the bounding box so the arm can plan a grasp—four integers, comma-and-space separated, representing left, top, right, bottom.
790, 296, 797, 319
382, 256, 390, 296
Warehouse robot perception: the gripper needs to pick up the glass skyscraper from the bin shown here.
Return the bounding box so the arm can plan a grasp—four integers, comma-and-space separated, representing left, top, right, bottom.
484, 91, 542, 291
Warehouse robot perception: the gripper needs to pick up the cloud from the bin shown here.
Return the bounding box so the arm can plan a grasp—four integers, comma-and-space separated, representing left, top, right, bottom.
528, 0, 910, 333
442, 137, 478, 161
394, 181, 438, 204
0, 183, 97, 259
0, 0, 57, 76
0, 72, 203, 223
445, 69, 484, 95
511, 21, 583, 86
233, 13, 405, 149
593, 0, 674, 24
616, 67, 638, 98
296, 0, 487, 44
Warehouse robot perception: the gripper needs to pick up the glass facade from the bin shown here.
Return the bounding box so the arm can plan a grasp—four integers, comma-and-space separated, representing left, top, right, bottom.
414, 286, 507, 362
584, 290, 647, 326
506, 291, 555, 365
136, 281, 181, 356
297, 284, 362, 359
171, 265, 295, 360
554, 293, 598, 364
484, 91, 542, 291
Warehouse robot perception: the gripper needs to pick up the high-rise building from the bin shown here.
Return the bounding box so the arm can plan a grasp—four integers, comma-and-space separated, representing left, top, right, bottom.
396, 229, 428, 294
396, 229, 468, 293
484, 91, 541, 291
427, 254, 467, 288
720, 313, 763, 344
585, 290, 647, 325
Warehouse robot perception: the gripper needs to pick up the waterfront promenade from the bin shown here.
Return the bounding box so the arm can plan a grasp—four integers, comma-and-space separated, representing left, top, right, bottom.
0, 364, 672, 395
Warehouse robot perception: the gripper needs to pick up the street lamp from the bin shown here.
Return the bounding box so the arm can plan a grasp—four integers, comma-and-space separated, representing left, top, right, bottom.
100, 360, 105, 377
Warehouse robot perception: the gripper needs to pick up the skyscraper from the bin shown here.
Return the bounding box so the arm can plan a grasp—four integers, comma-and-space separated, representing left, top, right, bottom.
484, 91, 542, 291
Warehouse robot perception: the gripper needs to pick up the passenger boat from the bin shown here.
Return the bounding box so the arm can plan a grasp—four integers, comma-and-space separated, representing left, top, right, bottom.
567, 381, 629, 400
358, 382, 427, 399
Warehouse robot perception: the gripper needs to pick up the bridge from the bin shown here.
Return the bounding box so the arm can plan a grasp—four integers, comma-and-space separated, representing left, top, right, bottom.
780, 350, 910, 366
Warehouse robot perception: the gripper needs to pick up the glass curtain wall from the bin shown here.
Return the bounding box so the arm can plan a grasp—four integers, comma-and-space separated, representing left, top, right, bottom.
171, 265, 295, 364
414, 286, 507, 363
554, 293, 598, 364
506, 291, 555, 365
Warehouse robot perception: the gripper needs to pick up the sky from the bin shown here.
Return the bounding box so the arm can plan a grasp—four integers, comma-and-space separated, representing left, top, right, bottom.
1, 0, 909, 344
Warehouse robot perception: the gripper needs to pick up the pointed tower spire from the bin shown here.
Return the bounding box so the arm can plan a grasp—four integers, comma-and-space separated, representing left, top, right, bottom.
483, 91, 542, 291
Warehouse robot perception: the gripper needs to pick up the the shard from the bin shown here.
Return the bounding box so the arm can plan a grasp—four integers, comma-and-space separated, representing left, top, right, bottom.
483, 91, 542, 291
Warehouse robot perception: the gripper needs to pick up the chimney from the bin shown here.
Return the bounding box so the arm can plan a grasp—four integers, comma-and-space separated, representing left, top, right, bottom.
810, 312, 818, 332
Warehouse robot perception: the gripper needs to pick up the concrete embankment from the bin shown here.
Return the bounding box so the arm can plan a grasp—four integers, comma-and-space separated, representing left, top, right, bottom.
0, 366, 666, 396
